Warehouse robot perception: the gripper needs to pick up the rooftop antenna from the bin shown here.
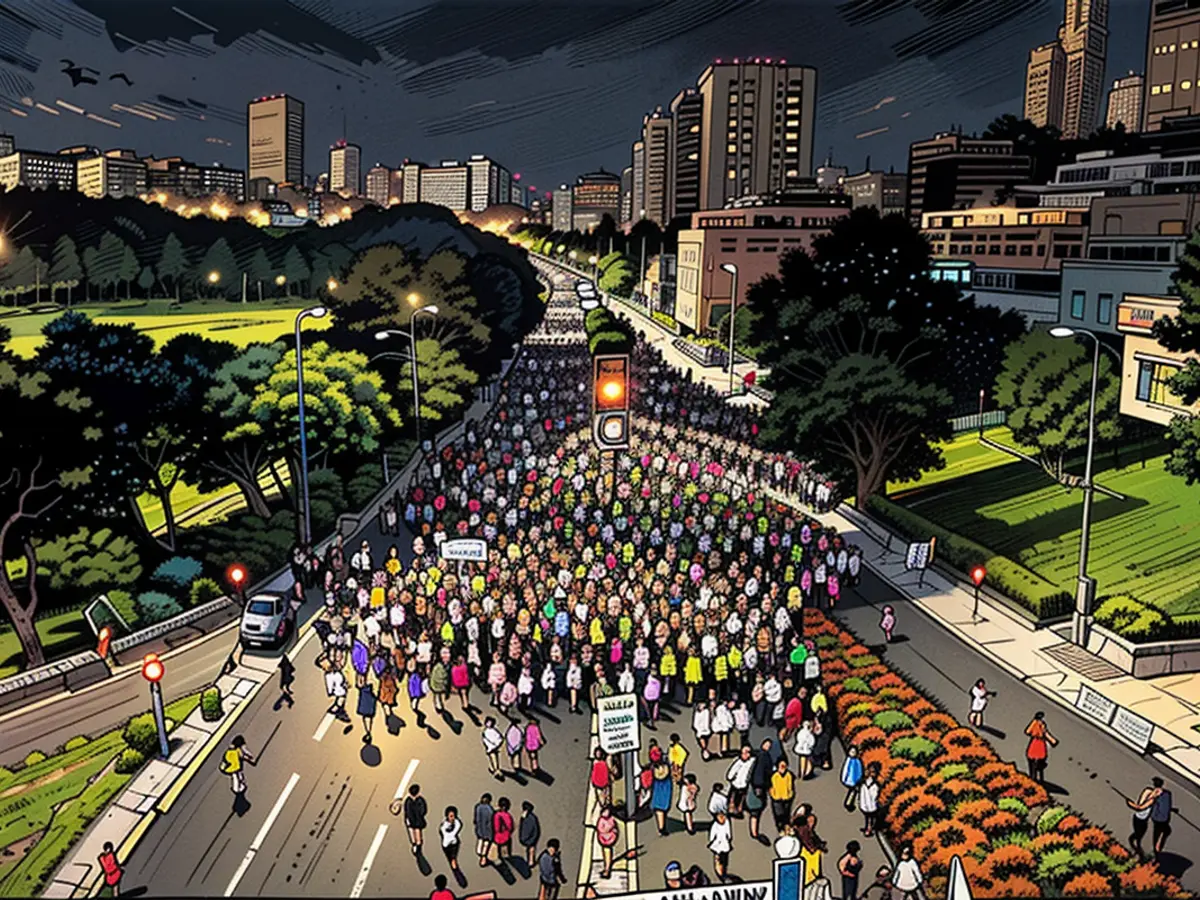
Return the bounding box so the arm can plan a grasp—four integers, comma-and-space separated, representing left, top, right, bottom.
865, 154, 871, 172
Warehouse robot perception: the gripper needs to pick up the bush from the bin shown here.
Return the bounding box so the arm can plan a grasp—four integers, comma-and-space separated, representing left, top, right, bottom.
997, 796, 1030, 819
36, 526, 142, 600
23, 750, 47, 767
889, 734, 940, 764
1093, 594, 1200, 642
151, 556, 203, 591
63, 736, 90, 751
1036, 805, 1070, 834
201, 686, 223, 722
115, 748, 146, 775
1063, 872, 1114, 897
189, 578, 223, 607
865, 495, 1072, 619
123, 713, 161, 756
872, 709, 915, 734
106, 589, 138, 627
842, 676, 872, 695
135, 590, 183, 624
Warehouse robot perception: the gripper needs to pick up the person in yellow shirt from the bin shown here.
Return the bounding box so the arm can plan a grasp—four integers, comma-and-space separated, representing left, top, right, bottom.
659, 646, 677, 695
668, 733, 689, 783
769, 758, 795, 831
220, 735, 255, 797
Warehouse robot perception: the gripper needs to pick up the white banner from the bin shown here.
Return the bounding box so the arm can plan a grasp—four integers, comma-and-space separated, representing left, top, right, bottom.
597, 693, 640, 754
438, 539, 488, 562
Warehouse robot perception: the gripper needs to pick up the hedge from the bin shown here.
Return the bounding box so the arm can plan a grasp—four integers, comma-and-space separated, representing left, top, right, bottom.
806, 607, 1189, 900
865, 495, 1072, 620
1095, 595, 1200, 643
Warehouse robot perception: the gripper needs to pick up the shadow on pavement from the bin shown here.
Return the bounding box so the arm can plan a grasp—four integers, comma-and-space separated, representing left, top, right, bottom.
1157, 852, 1192, 880
232, 793, 251, 817
361, 744, 382, 767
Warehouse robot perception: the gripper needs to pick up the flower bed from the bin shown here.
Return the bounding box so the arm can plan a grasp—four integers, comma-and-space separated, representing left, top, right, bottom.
805, 607, 1190, 900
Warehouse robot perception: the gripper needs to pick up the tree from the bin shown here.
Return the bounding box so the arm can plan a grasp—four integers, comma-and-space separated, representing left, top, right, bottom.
199, 238, 238, 299
89, 232, 129, 301
993, 329, 1122, 484
747, 207, 962, 507
598, 253, 637, 298
247, 247, 274, 300
137, 265, 155, 296
48, 235, 82, 306
157, 233, 187, 301
0, 344, 104, 667
82, 245, 100, 302
401, 338, 479, 423
0, 246, 42, 300
118, 244, 139, 300
282, 246, 310, 297
1153, 225, 1200, 487
37, 526, 142, 599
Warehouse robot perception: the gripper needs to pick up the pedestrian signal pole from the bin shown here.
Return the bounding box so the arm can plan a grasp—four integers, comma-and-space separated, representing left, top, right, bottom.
591, 354, 630, 453
141, 654, 170, 759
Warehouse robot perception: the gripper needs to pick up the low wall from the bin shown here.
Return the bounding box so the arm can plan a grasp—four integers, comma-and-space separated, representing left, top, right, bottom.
1086, 623, 1200, 677
0, 651, 110, 715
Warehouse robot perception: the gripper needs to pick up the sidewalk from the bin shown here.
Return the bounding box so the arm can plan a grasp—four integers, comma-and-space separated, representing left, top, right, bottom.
576, 713, 638, 897
798, 495, 1200, 792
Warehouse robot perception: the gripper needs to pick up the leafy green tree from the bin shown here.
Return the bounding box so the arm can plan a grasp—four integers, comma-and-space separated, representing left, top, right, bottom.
0, 246, 42, 299
82, 245, 100, 301
137, 265, 155, 296
200, 238, 238, 299
157, 233, 188, 301
598, 253, 637, 296
37, 526, 142, 598
247, 247, 274, 300
48, 235, 82, 306
401, 338, 479, 423
283, 246, 310, 297
1153, 226, 1200, 488
118, 244, 139, 300
747, 207, 963, 507
993, 328, 1122, 484
91, 232, 130, 300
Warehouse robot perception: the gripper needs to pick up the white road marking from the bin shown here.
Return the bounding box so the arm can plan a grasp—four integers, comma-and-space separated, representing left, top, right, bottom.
349, 823, 388, 898
393, 758, 420, 800
312, 713, 335, 742
224, 772, 300, 896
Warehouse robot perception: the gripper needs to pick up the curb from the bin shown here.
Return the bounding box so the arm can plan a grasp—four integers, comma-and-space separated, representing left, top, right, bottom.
575, 712, 639, 898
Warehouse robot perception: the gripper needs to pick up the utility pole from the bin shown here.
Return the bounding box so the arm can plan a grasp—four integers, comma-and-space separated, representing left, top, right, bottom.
638, 236, 647, 303
242, 271, 248, 304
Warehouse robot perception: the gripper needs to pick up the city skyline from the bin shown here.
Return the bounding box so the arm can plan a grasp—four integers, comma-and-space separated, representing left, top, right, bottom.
0, 0, 1155, 195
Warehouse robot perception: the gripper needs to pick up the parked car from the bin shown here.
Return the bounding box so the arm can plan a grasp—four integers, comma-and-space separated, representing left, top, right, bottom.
239, 593, 294, 649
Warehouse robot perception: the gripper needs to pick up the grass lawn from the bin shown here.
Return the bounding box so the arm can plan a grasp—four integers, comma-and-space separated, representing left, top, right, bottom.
0, 297, 328, 358
894, 446, 1200, 618
0, 693, 198, 897
887, 426, 1030, 494
0, 609, 94, 680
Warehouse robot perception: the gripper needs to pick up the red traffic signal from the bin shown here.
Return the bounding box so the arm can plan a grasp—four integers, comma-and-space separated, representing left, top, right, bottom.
970, 566, 987, 587
226, 564, 248, 587
141, 653, 164, 683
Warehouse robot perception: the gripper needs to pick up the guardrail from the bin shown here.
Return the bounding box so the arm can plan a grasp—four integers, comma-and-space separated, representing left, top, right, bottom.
110, 595, 236, 654
950, 409, 1007, 433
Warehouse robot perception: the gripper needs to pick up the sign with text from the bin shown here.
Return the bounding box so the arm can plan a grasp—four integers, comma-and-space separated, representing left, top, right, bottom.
597, 693, 641, 755
604, 879, 774, 900
905, 538, 936, 571
1075, 684, 1117, 726
1111, 706, 1154, 755
438, 539, 488, 562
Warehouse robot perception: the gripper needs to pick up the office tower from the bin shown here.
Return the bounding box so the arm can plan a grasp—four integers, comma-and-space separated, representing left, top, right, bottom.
330, 140, 361, 197
1106, 72, 1144, 130
419, 160, 470, 210
696, 59, 817, 210
467, 154, 508, 211
669, 88, 703, 219
366, 165, 393, 205
247, 94, 304, 185
1060, 0, 1109, 139
641, 108, 673, 225
0, 150, 76, 191
620, 165, 633, 223
572, 170, 622, 232
1025, 41, 1067, 130
906, 132, 1032, 221
0, 134, 14, 157
401, 161, 423, 203
841, 170, 908, 214
76, 150, 148, 199
1145, 0, 1200, 131
552, 184, 573, 232
143, 157, 246, 201
631, 139, 645, 221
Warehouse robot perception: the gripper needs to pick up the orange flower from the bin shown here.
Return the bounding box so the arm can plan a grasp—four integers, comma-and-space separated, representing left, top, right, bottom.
869, 672, 907, 692
903, 699, 939, 720
878, 764, 929, 807
951, 797, 998, 826
1028, 832, 1073, 856
1055, 813, 1085, 836
1063, 872, 1115, 897
940, 727, 985, 751
916, 712, 959, 739
976, 875, 1042, 898
842, 716, 875, 739
979, 810, 1022, 837
891, 787, 946, 833
913, 819, 988, 864
937, 778, 989, 805
979, 843, 1037, 881
854, 726, 889, 750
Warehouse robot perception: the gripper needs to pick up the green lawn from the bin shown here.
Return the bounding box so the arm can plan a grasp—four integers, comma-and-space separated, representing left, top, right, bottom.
887, 427, 1030, 494
0, 609, 94, 680
894, 448, 1200, 618
0, 297, 327, 358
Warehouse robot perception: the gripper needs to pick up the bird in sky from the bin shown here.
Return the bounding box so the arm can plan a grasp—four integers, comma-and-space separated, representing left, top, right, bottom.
110, 72, 134, 86
60, 59, 99, 87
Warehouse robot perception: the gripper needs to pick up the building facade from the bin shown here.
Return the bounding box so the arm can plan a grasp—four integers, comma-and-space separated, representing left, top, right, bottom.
401, 162, 423, 203
365, 165, 393, 205
552, 184, 573, 233
1025, 41, 1067, 130
143, 157, 245, 201
0, 150, 76, 192
695, 60, 818, 212
0, 134, 14, 157
76, 151, 147, 199
620, 166, 633, 224
630, 140, 645, 222
330, 141, 361, 197
467, 155, 510, 212
1060, 0, 1109, 140
419, 161, 470, 211
1144, 0, 1200, 130
906, 133, 1033, 220
248, 94, 304, 186
572, 170, 621, 232
840, 170, 907, 213
674, 194, 850, 332
1106, 72, 1145, 130
669, 87, 703, 220
641, 109, 673, 225
1116, 294, 1197, 423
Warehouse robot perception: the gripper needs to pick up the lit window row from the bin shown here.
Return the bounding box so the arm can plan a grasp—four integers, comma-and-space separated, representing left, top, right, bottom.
1155, 40, 1200, 54
1150, 81, 1195, 94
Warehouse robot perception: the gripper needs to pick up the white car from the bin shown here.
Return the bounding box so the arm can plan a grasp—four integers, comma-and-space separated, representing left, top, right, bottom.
575, 280, 597, 300
239, 592, 294, 649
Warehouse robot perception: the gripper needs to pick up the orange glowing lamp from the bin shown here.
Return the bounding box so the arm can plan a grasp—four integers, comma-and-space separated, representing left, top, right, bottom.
141, 653, 164, 683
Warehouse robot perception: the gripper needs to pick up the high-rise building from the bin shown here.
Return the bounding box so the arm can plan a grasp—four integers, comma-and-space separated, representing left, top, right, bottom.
1106, 72, 1145, 130
696, 59, 817, 211
552, 184, 573, 232
620, 166, 633, 224
247, 94, 304, 186
631, 139, 645, 221
330, 140, 361, 197
365, 164, 393, 205
1144, 0, 1200, 131
0, 150, 76, 192
143, 156, 246, 201
0, 134, 14, 157
76, 150, 148, 199
572, 170, 622, 232
1059, 0, 1109, 139
401, 161, 423, 203
669, 88, 704, 219
419, 160, 470, 210
467, 154, 508, 211
906, 132, 1032, 221
815, 162, 848, 191
841, 170, 908, 214
1025, 41, 1067, 130
641, 108, 673, 225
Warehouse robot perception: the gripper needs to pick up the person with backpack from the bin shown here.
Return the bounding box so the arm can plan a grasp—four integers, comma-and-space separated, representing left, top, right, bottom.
220, 735, 255, 797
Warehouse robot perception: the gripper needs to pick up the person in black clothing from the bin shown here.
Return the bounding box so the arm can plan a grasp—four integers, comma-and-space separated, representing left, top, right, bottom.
275, 655, 296, 710
748, 737, 776, 845
403, 784, 428, 855
474, 793, 495, 868
537, 838, 567, 900
519, 800, 541, 867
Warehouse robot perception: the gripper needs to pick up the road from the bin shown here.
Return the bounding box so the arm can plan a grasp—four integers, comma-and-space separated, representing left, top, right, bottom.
835, 568, 1200, 890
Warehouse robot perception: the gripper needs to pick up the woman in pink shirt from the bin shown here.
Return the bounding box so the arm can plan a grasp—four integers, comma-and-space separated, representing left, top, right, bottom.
596, 805, 619, 879
451, 656, 472, 711
524, 717, 545, 772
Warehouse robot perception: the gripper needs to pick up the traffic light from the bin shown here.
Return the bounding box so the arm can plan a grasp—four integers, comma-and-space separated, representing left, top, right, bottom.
592, 353, 630, 450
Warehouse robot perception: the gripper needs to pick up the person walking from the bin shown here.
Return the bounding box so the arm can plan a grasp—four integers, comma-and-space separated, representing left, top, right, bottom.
403, 784, 428, 855
452, 655, 473, 712
322, 658, 348, 720
1127, 782, 1157, 861
1149, 777, 1175, 857
505, 719, 525, 773
596, 805, 619, 879
858, 764, 880, 837
708, 809, 733, 883
473, 793, 495, 867
98, 841, 124, 897
677, 773, 700, 836
1023, 711, 1058, 783
769, 758, 795, 832
726, 745, 754, 816
891, 845, 923, 900
430, 873, 455, 900
649, 753, 673, 835
839, 841, 864, 900
439, 806, 463, 874
537, 839, 567, 900
793, 719, 816, 780
357, 676, 378, 745
519, 800, 541, 867
968, 679, 995, 729
481, 717, 504, 778
692, 701, 713, 761
493, 797, 515, 862
525, 717, 545, 773
840, 745, 864, 812
276, 655, 296, 710
220, 735, 255, 797
879, 606, 896, 644
668, 733, 689, 785
590, 748, 614, 808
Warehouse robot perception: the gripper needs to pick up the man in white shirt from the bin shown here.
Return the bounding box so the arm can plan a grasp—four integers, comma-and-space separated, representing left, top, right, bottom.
481, 717, 504, 778
350, 540, 373, 577
891, 844, 923, 900
726, 746, 755, 815
707, 810, 733, 883
439, 806, 463, 873
707, 783, 729, 818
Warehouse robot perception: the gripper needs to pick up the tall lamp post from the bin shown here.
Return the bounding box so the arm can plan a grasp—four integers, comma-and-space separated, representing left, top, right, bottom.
294, 305, 328, 546
376, 299, 440, 453
721, 262, 739, 395
1049, 325, 1101, 647
141, 654, 170, 759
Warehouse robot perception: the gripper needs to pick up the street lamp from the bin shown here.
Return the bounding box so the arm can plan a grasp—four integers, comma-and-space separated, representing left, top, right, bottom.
1049, 325, 1101, 647
295, 306, 328, 545
141, 654, 170, 759
326, 278, 339, 292
376, 303, 440, 452
207, 271, 220, 284
407, 292, 422, 306
721, 262, 739, 395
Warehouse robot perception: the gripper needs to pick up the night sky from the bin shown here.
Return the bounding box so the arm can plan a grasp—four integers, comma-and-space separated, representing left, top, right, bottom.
0, 0, 1150, 195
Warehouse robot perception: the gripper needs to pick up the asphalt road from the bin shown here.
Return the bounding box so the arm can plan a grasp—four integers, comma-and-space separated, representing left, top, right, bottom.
835, 568, 1200, 891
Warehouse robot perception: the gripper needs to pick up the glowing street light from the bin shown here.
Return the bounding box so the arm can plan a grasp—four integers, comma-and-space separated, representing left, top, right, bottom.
275, 274, 287, 286
970, 565, 987, 621
207, 271, 220, 284
140, 653, 170, 758
326, 278, 339, 292
407, 292, 422, 306
376, 302, 440, 453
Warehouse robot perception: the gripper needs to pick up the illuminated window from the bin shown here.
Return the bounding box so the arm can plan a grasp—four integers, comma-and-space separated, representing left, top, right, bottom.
786, 146, 798, 153
1165, 83, 1174, 93
786, 96, 800, 104
1171, 43, 1177, 52
727, 169, 737, 179
786, 169, 799, 177
1152, 85, 1162, 95
727, 143, 737, 152
1185, 80, 1194, 90
729, 94, 739, 104
1136, 360, 1180, 405
785, 132, 798, 140
786, 119, 799, 127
